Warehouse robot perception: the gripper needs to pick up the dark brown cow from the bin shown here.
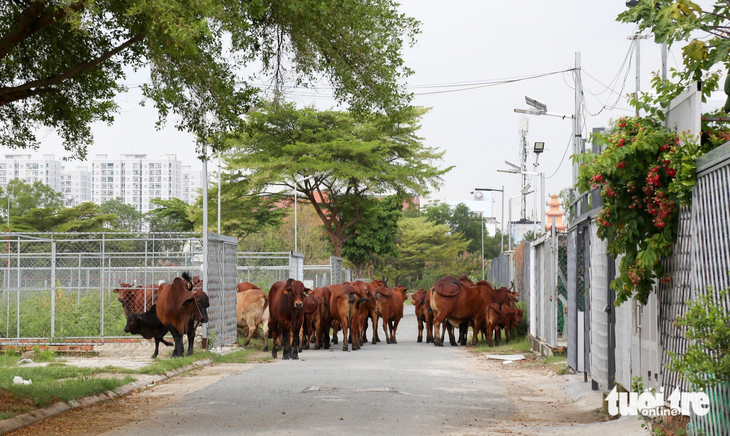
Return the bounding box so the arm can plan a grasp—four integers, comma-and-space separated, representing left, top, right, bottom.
374, 285, 407, 344
267, 278, 309, 360
412, 289, 433, 343
156, 272, 210, 358
429, 275, 489, 347
113, 283, 160, 318
124, 304, 172, 358
237, 282, 260, 293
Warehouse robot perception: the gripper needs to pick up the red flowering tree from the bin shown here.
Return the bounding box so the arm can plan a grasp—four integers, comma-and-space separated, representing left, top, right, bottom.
576, 116, 711, 305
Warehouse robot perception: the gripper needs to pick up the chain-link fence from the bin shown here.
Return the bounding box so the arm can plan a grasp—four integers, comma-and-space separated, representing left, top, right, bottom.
0, 233, 204, 342
205, 234, 238, 348
302, 256, 350, 288
237, 252, 292, 291
487, 252, 511, 287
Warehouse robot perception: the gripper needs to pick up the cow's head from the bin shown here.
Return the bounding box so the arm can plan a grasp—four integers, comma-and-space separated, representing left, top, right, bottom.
285, 279, 307, 309
124, 312, 142, 334
184, 289, 210, 323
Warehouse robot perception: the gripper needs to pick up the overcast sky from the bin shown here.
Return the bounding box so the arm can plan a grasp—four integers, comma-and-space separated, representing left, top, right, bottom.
13, 1, 722, 225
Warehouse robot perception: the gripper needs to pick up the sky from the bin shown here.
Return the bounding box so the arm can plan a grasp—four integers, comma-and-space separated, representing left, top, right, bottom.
10, 0, 723, 225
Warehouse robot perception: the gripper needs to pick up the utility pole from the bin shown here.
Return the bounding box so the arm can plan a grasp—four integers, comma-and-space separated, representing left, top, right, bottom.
518, 116, 528, 220
572, 52, 583, 187
627, 35, 650, 116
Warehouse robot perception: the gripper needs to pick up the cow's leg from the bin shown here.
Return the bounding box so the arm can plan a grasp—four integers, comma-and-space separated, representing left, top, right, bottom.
446, 323, 458, 346
417, 317, 424, 343
244, 316, 256, 347
426, 319, 434, 343
372, 311, 381, 343
341, 318, 349, 352
152, 337, 161, 359
270, 324, 278, 359
282, 327, 291, 360
313, 316, 322, 350
332, 323, 339, 344
432, 314, 446, 347
382, 315, 391, 344
186, 320, 196, 356
170, 327, 183, 358
470, 318, 483, 347
391, 318, 400, 344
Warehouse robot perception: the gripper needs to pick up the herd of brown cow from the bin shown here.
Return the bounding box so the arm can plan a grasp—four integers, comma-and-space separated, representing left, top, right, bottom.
236, 275, 523, 360
116, 272, 522, 360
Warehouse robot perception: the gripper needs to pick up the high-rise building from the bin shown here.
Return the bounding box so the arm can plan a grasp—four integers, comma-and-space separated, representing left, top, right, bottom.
91, 154, 183, 213
59, 165, 91, 206
182, 165, 203, 205
0, 154, 62, 191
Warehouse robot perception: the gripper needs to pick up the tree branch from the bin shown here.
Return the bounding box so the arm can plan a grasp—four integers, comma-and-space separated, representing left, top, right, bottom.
0, 34, 143, 105
0, 1, 86, 61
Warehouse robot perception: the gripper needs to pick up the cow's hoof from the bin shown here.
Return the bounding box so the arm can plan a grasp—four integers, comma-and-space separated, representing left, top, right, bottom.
392, 339, 397, 344
292, 355, 299, 360
450, 342, 458, 346
417, 337, 422, 343
283, 354, 290, 360
386, 339, 391, 344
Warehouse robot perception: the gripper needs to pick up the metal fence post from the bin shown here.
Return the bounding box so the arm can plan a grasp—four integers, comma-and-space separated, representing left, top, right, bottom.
16, 235, 20, 339
100, 234, 105, 341
50, 240, 56, 339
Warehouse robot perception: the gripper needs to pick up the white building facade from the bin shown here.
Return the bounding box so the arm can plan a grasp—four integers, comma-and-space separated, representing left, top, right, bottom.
91, 154, 185, 213
182, 165, 203, 205
59, 165, 91, 206
0, 154, 63, 191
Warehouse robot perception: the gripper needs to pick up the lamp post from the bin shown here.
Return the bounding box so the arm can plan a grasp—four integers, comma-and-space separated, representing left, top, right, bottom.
292, 171, 330, 253
473, 186, 504, 253
471, 190, 486, 280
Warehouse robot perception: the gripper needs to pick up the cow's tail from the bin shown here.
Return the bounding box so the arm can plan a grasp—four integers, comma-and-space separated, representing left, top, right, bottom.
181, 272, 193, 291
347, 293, 357, 322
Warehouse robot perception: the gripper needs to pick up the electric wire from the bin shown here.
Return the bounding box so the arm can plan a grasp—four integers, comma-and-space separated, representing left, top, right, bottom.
545, 132, 574, 180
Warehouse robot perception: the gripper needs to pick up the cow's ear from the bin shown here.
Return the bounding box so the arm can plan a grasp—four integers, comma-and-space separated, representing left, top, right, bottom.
284, 278, 295, 289
182, 295, 195, 306
303, 288, 312, 296
283, 288, 291, 294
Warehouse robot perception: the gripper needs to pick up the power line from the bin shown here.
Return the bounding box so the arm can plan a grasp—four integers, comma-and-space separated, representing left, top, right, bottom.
545, 132, 573, 180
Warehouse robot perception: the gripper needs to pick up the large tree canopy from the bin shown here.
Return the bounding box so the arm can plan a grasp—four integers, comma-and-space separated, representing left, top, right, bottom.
226, 103, 450, 256
1, 0, 419, 159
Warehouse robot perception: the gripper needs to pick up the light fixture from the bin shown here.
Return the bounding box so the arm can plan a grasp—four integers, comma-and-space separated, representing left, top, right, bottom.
504, 160, 521, 170
520, 183, 532, 195
534, 142, 545, 154
525, 96, 547, 113
473, 191, 484, 201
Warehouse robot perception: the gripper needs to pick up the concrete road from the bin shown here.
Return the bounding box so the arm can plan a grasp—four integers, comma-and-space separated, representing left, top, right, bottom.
105, 306, 515, 435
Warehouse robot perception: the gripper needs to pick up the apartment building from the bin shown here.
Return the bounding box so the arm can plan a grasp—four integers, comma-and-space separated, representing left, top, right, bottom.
91, 154, 184, 213
182, 165, 203, 204
59, 165, 91, 206
0, 154, 63, 191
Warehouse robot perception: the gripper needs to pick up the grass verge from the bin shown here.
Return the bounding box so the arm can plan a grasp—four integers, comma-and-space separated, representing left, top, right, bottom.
0, 340, 271, 421
473, 335, 531, 354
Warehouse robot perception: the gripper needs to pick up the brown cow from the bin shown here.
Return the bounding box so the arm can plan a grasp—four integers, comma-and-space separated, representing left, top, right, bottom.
267, 278, 309, 360
429, 275, 488, 347
156, 272, 210, 358
311, 286, 333, 350
237, 282, 260, 293
299, 295, 319, 351
328, 283, 371, 351
374, 285, 407, 344
412, 289, 433, 343
236, 288, 269, 350
351, 280, 381, 344
113, 283, 159, 318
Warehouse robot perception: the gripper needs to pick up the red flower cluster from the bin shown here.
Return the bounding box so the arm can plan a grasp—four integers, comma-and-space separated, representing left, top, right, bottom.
617, 161, 626, 169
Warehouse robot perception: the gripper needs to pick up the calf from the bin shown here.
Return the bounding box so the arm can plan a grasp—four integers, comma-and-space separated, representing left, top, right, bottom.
329, 283, 370, 352
412, 289, 433, 343
124, 304, 173, 358
114, 283, 159, 318
311, 287, 333, 350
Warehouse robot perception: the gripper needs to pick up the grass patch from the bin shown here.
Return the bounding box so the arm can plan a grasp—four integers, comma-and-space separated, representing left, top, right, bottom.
0, 359, 134, 419
473, 335, 531, 354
